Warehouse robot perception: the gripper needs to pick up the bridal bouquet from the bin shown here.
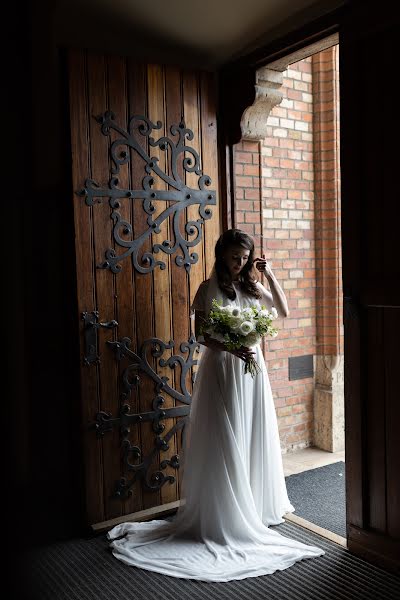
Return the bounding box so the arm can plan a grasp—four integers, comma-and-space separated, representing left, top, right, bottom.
200, 299, 278, 377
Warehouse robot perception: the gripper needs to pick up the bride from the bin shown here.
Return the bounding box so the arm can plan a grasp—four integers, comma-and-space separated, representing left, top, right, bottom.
107, 228, 325, 581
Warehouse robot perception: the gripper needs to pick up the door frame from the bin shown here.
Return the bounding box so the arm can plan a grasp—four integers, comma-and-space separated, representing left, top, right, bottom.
216, 2, 399, 573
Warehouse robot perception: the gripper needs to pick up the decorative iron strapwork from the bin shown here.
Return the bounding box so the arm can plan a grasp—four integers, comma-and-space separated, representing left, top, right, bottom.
93, 335, 199, 499
78, 112, 216, 274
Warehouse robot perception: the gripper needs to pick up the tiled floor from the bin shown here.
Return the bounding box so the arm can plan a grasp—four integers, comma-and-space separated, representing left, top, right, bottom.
282, 446, 345, 476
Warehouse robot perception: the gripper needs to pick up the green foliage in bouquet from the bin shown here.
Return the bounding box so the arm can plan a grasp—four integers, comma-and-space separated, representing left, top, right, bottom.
199, 299, 278, 377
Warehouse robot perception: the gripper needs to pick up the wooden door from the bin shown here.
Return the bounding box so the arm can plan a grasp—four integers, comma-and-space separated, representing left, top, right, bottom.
68, 50, 220, 528
340, 1, 400, 572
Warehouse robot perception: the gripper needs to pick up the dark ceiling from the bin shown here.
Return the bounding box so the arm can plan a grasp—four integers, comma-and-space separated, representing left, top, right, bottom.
53, 0, 344, 68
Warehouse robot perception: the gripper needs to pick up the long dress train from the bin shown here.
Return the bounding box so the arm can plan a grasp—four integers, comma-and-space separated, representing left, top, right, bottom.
107, 277, 325, 582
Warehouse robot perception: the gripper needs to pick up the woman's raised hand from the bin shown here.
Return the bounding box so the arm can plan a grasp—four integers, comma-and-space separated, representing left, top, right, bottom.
253, 254, 273, 278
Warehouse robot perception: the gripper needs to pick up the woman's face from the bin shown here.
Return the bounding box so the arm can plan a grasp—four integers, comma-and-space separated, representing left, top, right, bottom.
223, 244, 251, 279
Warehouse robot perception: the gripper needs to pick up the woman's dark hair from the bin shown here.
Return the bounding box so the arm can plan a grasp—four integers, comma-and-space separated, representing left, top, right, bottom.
214, 229, 261, 300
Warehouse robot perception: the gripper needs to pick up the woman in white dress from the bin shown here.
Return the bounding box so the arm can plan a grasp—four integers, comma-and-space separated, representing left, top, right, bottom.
107, 228, 325, 581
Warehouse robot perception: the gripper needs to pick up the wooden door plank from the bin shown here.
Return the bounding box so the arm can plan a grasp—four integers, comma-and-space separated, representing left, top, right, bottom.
164, 64, 189, 498
183, 71, 205, 312
146, 63, 177, 508
384, 309, 400, 538
149, 64, 179, 506
68, 49, 104, 524
126, 59, 150, 512
87, 52, 120, 521
107, 54, 141, 516
366, 308, 386, 532
199, 71, 220, 278
182, 71, 205, 402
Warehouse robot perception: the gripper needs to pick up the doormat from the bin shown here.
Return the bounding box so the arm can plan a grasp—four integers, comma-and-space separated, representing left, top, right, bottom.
23, 518, 400, 600
285, 460, 346, 537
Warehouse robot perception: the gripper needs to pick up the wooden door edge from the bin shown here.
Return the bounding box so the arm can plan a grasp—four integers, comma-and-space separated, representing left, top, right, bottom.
91, 500, 182, 533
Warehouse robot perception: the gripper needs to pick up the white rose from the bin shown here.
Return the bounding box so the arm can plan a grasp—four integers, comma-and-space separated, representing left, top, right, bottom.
229, 316, 243, 331
271, 307, 278, 319
260, 309, 269, 318
239, 320, 254, 335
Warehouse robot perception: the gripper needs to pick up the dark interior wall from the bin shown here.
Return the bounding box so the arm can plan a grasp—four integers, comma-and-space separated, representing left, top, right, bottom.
7, 6, 34, 598
21, 2, 83, 544
6, 5, 78, 599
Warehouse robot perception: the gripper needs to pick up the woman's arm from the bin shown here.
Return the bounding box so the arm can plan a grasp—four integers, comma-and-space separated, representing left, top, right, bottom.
254, 257, 289, 318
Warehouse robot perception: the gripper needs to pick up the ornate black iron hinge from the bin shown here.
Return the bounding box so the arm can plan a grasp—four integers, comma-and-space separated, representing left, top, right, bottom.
92, 335, 199, 499
77, 112, 216, 274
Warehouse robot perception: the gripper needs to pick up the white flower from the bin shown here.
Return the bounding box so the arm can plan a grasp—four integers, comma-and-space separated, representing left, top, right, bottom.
245, 332, 261, 347
259, 309, 269, 318
229, 316, 243, 331
241, 307, 254, 319
239, 320, 254, 335
219, 305, 233, 313
271, 307, 278, 319
231, 307, 240, 317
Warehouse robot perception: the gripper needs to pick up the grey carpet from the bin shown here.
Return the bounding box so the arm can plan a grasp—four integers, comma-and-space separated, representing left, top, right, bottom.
285, 461, 346, 537
23, 520, 400, 600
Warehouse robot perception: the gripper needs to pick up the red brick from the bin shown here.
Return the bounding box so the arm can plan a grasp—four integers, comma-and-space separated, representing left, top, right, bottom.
235, 151, 253, 163
242, 141, 260, 152
236, 176, 253, 187
245, 212, 261, 224
244, 189, 260, 200
244, 164, 260, 176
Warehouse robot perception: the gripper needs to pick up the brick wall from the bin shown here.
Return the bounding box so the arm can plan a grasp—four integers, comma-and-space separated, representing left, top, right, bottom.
234, 140, 262, 253
312, 46, 344, 358
261, 58, 315, 452
234, 52, 341, 453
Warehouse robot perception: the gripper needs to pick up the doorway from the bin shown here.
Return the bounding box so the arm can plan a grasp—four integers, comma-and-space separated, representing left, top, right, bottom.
232, 41, 346, 545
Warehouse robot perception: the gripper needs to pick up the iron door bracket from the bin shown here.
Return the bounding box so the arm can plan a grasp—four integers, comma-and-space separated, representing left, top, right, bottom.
82, 311, 118, 365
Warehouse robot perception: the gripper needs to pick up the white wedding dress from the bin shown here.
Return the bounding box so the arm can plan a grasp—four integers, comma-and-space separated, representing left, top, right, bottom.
107, 275, 325, 582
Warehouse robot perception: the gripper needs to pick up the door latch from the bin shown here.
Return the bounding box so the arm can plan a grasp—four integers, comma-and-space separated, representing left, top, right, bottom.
82, 311, 118, 365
